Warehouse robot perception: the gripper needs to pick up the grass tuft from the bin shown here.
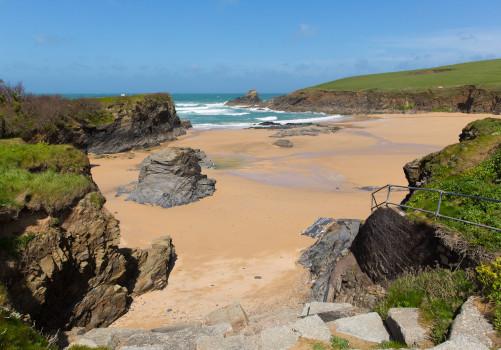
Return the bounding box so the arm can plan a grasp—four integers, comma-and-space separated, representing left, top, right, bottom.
375, 268, 476, 344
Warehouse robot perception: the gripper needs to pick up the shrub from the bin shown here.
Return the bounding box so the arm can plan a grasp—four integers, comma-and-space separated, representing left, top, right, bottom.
380, 340, 409, 348
477, 258, 501, 331
432, 107, 452, 112
375, 268, 476, 344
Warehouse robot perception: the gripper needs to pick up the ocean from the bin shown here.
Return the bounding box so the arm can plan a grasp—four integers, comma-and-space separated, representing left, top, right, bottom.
63, 93, 343, 129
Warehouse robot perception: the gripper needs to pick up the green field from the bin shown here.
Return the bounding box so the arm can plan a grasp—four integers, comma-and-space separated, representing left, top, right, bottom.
307, 59, 501, 92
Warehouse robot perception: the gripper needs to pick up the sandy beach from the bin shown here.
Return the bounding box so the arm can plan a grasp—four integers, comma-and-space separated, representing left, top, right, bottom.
88, 112, 495, 329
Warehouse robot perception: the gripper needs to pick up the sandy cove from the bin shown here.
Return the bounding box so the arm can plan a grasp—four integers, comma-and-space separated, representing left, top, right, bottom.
88, 113, 495, 329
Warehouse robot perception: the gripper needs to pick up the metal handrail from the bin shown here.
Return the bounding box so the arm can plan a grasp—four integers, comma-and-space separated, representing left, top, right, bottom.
371, 184, 501, 232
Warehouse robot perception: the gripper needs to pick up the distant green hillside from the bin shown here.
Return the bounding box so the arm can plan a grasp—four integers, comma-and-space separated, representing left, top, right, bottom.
308, 59, 501, 92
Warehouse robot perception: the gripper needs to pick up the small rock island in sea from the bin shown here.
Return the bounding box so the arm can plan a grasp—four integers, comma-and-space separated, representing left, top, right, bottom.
224, 89, 263, 106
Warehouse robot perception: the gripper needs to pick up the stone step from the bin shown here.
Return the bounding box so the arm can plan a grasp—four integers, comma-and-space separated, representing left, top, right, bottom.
334, 312, 390, 343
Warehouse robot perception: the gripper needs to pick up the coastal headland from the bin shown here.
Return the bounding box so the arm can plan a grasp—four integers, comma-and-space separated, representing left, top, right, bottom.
88, 112, 494, 330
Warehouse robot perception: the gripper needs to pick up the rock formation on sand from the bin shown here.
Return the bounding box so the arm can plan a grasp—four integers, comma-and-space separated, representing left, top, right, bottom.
117, 147, 216, 208
86, 94, 191, 154
224, 89, 263, 106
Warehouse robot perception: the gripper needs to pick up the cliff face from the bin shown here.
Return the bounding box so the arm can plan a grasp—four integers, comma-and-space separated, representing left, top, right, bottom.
86, 94, 191, 154
265, 86, 501, 115
0, 142, 175, 331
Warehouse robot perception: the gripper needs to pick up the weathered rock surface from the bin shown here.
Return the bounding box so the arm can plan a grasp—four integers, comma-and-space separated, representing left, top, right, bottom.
1, 191, 175, 331
202, 302, 249, 333
196, 334, 262, 350
351, 207, 441, 284
70, 323, 232, 350
270, 124, 340, 138
334, 312, 390, 343
298, 219, 361, 301
386, 308, 427, 347
86, 94, 191, 154
273, 139, 293, 148
224, 90, 263, 106
124, 236, 175, 296
300, 302, 355, 322
242, 308, 300, 336
260, 324, 299, 350
118, 147, 216, 208
449, 296, 495, 348
292, 314, 332, 342
427, 334, 489, 350
265, 86, 501, 115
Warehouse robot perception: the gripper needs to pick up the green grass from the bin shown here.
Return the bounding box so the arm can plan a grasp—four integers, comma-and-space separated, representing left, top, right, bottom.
380, 340, 409, 348
330, 336, 349, 350
92, 93, 173, 106
0, 286, 56, 350
375, 269, 476, 344
0, 140, 94, 211
0, 139, 90, 174
404, 122, 501, 250
306, 59, 501, 92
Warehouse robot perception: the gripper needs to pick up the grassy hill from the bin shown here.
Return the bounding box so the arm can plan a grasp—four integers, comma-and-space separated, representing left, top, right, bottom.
307, 59, 501, 92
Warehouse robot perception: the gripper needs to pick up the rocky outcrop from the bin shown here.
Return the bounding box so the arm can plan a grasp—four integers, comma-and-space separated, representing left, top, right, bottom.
117, 147, 216, 208
224, 90, 263, 106
350, 207, 476, 284
86, 94, 190, 154
273, 139, 293, 148
264, 86, 501, 115
298, 219, 361, 301
0, 191, 175, 331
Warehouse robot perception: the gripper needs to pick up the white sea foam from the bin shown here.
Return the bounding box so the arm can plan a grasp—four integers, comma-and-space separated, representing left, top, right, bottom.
194, 123, 254, 130
176, 103, 198, 107
277, 115, 343, 124
256, 116, 277, 121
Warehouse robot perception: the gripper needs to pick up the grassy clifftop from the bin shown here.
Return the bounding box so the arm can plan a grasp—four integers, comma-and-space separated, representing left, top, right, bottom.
0, 139, 94, 214
307, 59, 501, 92
405, 118, 501, 250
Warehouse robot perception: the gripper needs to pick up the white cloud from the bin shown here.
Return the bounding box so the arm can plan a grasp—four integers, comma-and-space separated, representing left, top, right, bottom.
30, 33, 72, 46
299, 24, 319, 38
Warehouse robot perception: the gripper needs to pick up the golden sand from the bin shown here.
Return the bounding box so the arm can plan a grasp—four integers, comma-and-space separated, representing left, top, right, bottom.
88, 113, 495, 329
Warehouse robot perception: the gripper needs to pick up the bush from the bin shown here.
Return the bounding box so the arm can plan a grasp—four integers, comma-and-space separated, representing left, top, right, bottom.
477, 258, 501, 331
375, 268, 476, 344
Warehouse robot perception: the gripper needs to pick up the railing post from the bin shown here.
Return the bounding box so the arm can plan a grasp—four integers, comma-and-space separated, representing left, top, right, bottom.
385, 185, 392, 207
371, 193, 374, 212
435, 191, 443, 220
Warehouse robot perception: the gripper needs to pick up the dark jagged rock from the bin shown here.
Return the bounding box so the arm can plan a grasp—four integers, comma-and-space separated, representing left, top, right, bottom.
350, 207, 478, 285
86, 95, 190, 154
125, 236, 175, 296
0, 191, 176, 331
298, 219, 361, 301
118, 147, 216, 208
224, 89, 263, 106
265, 85, 501, 115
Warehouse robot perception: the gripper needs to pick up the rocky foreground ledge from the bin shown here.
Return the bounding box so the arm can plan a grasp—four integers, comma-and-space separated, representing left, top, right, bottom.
68, 297, 494, 349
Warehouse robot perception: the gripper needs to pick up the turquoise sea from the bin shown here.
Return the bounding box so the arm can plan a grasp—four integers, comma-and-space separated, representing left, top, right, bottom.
63, 93, 343, 129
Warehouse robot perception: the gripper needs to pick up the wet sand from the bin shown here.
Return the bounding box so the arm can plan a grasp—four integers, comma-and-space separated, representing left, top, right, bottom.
89, 113, 495, 329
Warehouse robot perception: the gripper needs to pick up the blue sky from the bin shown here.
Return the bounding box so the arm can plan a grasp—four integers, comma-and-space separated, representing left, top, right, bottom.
1, 0, 501, 93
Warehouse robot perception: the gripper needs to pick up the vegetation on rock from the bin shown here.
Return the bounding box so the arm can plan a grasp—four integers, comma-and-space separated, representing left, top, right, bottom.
404, 118, 501, 251
0, 139, 94, 213
375, 268, 476, 344
477, 258, 501, 331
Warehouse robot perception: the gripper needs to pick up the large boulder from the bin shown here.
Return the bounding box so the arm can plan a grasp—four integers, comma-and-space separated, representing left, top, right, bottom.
350, 207, 440, 284
118, 147, 216, 208
386, 308, 427, 347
